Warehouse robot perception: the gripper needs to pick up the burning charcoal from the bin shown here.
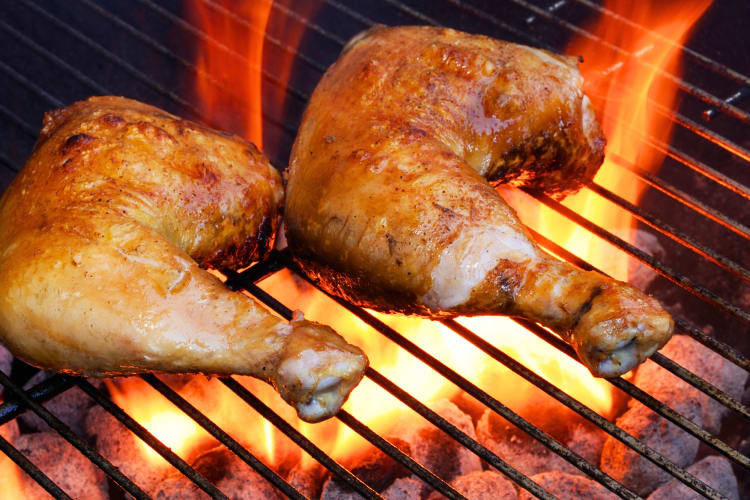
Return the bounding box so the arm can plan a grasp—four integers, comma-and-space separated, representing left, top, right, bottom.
287, 463, 325, 499
85, 405, 168, 494
427, 470, 517, 500
632, 334, 749, 434
320, 476, 366, 500
153, 474, 206, 500
14, 431, 108, 499
18, 371, 98, 436
476, 409, 577, 477
382, 477, 423, 500
629, 230, 665, 292
321, 437, 411, 498
0, 343, 12, 376
600, 398, 701, 496
647, 455, 739, 500
567, 422, 607, 467
389, 399, 481, 493
193, 446, 282, 500
1, 418, 19, 444
517, 471, 618, 500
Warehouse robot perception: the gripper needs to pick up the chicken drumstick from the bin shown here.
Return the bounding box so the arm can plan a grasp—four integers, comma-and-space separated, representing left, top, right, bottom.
285, 26, 673, 377
0, 97, 367, 422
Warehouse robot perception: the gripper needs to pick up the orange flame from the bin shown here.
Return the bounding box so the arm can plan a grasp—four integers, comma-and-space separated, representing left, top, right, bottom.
0, 425, 24, 500
508, 0, 711, 280
188, 0, 273, 146
92, 0, 712, 479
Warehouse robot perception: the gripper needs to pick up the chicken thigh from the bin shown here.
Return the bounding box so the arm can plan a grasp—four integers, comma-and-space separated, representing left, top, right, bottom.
0, 96, 367, 422
285, 26, 673, 377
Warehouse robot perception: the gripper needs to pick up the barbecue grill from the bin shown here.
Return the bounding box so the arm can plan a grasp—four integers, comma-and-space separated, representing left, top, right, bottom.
0, 1, 748, 499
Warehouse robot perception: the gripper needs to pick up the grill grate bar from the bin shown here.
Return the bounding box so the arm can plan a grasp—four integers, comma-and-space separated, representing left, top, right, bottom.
607, 153, 750, 241
586, 181, 750, 282
525, 189, 750, 325
219, 377, 382, 500
0, 101, 38, 140
573, 0, 750, 87
10, 1, 297, 159
0, 58, 63, 108
529, 227, 750, 372
528, 230, 750, 420
503, 0, 750, 123
0, 371, 150, 500
0, 374, 75, 425
0, 16, 108, 96
326, 0, 748, 152
336, 408, 469, 500
657, 106, 750, 164
440, 317, 722, 498
235, 275, 570, 498
74, 379, 230, 500
285, 269, 728, 498
529, 227, 750, 373
224, 271, 466, 499
363, 368, 560, 500
140, 374, 307, 500
131, 0, 314, 107
515, 318, 750, 472
0, 434, 72, 500
264, 273, 652, 494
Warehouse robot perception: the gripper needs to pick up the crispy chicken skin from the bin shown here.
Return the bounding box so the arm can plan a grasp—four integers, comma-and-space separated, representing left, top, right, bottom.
285, 26, 672, 377
0, 96, 367, 422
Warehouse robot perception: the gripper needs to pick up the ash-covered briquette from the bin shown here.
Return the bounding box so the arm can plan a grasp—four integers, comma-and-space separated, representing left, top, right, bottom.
629, 334, 749, 434
0, 344, 12, 395
476, 407, 607, 478
14, 431, 108, 499
426, 470, 517, 500
287, 463, 325, 499
320, 438, 412, 499
516, 471, 617, 500
388, 399, 482, 498
382, 477, 423, 500
601, 334, 747, 496
601, 396, 701, 496
648, 455, 740, 500
85, 404, 167, 495
18, 371, 102, 436
0, 416, 19, 447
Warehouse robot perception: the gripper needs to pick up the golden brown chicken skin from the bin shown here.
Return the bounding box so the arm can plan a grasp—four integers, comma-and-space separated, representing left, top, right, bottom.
285, 26, 672, 377
0, 96, 367, 422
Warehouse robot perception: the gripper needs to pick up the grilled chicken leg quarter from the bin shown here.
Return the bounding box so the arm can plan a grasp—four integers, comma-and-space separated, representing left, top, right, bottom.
285, 26, 673, 377
0, 97, 367, 422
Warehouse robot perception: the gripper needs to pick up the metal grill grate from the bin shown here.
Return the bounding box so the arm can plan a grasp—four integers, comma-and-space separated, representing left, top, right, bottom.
0, 1, 748, 499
